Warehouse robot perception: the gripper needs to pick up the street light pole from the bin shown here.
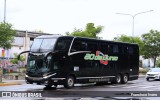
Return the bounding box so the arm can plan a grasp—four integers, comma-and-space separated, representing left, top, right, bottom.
4, 0, 6, 23
116, 10, 153, 37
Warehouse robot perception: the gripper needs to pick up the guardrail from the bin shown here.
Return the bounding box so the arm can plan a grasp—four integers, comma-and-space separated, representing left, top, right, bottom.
1, 75, 25, 80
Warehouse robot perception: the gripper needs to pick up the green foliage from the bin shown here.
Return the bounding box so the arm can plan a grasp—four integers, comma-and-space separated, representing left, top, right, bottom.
139, 60, 142, 67
142, 30, 160, 67
66, 23, 103, 39
156, 57, 160, 67
11, 53, 25, 64
113, 35, 144, 55
0, 22, 16, 49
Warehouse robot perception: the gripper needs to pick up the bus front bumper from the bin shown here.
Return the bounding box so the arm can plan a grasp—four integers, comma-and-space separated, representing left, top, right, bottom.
25, 73, 64, 85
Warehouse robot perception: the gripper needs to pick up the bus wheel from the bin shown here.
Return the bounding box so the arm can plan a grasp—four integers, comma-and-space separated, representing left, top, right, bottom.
122, 74, 128, 84
114, 74, 122, 84
64, 76, 75, 89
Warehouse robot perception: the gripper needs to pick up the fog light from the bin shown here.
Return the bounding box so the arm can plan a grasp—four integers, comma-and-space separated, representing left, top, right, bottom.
54, 80, 58, 82
45, 81, 48, 84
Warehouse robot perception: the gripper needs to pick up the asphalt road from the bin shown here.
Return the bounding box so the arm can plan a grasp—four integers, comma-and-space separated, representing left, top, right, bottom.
0, 76, 160, 100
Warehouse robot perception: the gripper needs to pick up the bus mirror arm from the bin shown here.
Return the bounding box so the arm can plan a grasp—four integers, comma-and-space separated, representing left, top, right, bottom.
44, 51, 53, 60
17, 51, 30, 60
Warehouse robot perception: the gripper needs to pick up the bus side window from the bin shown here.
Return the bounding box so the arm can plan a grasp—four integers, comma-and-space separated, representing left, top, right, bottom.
87, 43, 97, 52
123, 46, 127, 54
71, 41, 87, 51
71, 41, 81, 51
81, 42, 87, 51
118, 45, 123, 54
128, 47, 133, 54
109, 45, 113, 53
99, 43, 108, 54
133, 47, 138, 54
113, 45, 119, 53
56, 40, 66, 50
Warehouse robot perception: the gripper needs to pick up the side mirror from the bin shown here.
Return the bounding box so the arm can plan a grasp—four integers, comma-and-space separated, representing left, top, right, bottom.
17, 51, 30, 60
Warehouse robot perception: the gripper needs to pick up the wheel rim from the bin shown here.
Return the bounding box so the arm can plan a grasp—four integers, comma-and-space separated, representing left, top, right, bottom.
117, 75, 121, 83
124, 75, 128, 83
68, 78, 74, 87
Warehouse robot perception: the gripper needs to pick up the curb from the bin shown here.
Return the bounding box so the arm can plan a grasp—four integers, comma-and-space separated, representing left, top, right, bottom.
0, 81, 22, 86
138, 75, 146, 78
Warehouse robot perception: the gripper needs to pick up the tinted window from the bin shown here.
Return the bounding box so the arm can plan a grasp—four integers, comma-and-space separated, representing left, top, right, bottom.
118, 45, 123, 53
99, 43, 108, 54
55, 40, 66, 50
87, 42, 97, 51
128, 47, 133, 54
109, 45, 119, 53
113, 45, 118, 53
71, 40, 87, 51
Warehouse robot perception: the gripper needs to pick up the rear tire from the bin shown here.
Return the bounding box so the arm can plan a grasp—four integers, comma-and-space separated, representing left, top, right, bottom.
113, 74, 122, 84
64, 76, 75, 89
122, 74, 128, 84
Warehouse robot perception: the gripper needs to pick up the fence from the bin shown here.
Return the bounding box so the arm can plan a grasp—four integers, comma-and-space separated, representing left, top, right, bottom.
2, 74, 25, 80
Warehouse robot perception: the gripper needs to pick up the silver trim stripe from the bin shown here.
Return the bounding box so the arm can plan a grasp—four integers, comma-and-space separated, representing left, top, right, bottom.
67, 37, 91, 56
68, 37, 76, 56
77, 76, 115, 79
51, 78, 65, 80
129, 75, 139, 77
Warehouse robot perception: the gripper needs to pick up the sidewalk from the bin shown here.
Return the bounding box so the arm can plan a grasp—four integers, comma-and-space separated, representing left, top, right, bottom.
139, 74, 146, 78
0, 79, 25, 86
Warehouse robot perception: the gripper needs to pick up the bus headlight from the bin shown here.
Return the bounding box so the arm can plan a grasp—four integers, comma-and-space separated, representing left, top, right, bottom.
25, 74, 28, 77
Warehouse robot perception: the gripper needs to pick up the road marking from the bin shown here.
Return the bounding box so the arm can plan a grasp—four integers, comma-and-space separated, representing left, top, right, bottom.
140, 85, 156, 88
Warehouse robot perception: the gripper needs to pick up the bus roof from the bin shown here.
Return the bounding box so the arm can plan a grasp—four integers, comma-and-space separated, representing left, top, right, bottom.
35, 35, 138, 46
36, 35, 62, 39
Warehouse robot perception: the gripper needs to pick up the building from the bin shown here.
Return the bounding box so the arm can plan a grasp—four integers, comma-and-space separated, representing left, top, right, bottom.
0, 30, 54, 68
0, 30, 53, 58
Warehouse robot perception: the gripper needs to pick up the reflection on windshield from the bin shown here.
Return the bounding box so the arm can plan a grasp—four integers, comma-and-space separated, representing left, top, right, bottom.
28, 58, 49, 73
31, 38, 57, 52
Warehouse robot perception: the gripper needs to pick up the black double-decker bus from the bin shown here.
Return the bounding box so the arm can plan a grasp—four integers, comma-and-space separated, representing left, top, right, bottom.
18, 35, 139, 89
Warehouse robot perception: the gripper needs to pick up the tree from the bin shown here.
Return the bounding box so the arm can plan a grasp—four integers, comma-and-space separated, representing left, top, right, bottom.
11, 53, 25, 64
0, 22, 16, 49
66, 23, 103, 39
113, 35, 144, 55
156, 57, 160, 67
142, 30, 160, 67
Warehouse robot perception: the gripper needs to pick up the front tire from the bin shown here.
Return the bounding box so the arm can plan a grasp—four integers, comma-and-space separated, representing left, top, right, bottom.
146, 78, 149, 81
64, 76, 75, 89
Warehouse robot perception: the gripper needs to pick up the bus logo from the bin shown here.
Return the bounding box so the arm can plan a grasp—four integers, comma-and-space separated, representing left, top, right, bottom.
84, 51, 118, 65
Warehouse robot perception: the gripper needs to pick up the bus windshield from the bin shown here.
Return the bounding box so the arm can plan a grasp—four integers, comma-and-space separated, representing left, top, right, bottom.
31, 38, 57, 52
27, 55, 52, 73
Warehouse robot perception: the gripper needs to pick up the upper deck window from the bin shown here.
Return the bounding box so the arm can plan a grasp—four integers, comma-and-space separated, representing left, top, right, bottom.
31, 38, 57, 52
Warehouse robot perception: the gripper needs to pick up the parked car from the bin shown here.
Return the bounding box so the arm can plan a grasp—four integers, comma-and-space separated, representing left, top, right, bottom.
146, 68, 160, 81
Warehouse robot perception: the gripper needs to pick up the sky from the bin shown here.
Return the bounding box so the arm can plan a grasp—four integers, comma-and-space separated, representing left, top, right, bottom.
0, 0, 159, 40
